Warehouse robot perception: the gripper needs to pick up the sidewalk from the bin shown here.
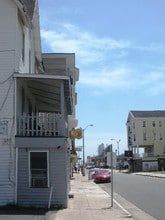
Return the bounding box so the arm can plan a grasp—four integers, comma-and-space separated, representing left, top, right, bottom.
0, 171, 161, 220
135, 171, 165, 178
46, 173, 133, 220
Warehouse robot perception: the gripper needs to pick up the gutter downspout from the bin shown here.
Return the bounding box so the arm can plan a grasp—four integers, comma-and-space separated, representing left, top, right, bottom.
15, 147, 18, 204
14, 76, 18, 204
48, 186, 54, 209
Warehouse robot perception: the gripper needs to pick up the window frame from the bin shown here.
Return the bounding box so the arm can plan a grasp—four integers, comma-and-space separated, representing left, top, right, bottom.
152, 121, 156, 127
28, 150, 49, 188
143, 132, 147, 141
143, 121, 146, 127
22, 31, 25, 62
133, 134, 136, 141
159, 121, 162, 127
163, 145, 165, 154
153, 132, 156, 140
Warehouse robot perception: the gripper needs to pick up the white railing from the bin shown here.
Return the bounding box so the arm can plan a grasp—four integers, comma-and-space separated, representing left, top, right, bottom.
143, 152, 154, 157
17, 113, 64, 137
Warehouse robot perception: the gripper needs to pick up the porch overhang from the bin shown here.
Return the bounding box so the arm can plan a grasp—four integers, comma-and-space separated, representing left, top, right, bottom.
14, 73, 72, 114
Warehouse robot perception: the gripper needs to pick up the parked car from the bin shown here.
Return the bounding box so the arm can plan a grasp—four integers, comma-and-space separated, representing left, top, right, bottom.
88, 168, 99, 180
94, 169, 111, 183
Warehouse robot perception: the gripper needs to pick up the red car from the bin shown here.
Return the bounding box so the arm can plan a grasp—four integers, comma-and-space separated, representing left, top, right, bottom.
94, 169, 111, 183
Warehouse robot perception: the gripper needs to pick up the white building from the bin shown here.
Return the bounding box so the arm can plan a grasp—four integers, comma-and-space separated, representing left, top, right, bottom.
127, 110, 165, 171
0, 0, 79, 208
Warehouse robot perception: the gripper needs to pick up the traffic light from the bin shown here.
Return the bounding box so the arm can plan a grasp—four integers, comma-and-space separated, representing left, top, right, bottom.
124, 150, 133, 157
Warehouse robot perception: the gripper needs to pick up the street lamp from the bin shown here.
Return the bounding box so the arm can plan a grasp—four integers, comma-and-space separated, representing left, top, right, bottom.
82, 124, 94, 176
111, 139, 121, 156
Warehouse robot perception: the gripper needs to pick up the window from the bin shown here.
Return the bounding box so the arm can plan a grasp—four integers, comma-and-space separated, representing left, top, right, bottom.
18, 12, 25, 62
143, 121, 146, 127
133, 122, 135, 128
143, 132, 147, 141
159, 121, 162, 127
152, 121, 156, 127
154, 132, 156, 140
29, 49, 31, 73
22, 31, 25, 62
29, 151, 48, 188
163, 146, 165, 154
133, 134, 136, 141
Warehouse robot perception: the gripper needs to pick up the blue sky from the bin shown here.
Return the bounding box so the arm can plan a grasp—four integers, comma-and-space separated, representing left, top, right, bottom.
39, 0, 165, 157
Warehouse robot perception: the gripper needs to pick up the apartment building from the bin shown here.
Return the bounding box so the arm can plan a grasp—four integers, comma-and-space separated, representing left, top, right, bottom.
0, 0, 79, 208
127, 110, 165, 171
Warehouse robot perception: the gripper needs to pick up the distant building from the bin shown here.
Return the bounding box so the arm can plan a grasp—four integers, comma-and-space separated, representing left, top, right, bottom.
97, 143, 105, 156
87, 144, 117, 168
106, 152, 117, 168
126, 110, 165, 171
104, 145, 116, 168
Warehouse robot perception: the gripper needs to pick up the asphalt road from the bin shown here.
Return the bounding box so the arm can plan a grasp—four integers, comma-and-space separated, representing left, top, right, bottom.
101, 172, 165, 220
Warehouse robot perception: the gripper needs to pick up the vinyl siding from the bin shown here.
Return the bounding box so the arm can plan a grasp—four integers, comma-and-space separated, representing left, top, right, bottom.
0, 0, 16, 117
0, 146, 15, 205
0, 51, 15, 117
0, 0, 18, 206
0, 0, 17, 51
17, 147, 69, 208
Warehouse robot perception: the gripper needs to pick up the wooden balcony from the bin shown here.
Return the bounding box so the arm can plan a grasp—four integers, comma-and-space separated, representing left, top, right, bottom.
17, 113, 65, 137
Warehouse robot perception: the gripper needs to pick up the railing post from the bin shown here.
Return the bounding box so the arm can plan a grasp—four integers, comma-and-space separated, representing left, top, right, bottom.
18, 116, 21, 136
26, 114, 30, 136
22, 112, 26, 136
31, 113, 34, 136
53, 113, 56, 136
36, 113, 39, 136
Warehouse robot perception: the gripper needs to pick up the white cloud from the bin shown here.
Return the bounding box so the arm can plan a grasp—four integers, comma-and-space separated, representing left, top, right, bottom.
134, 43, 165, 53
144, 72, 165, 96
79, 67, 133, 88
41, 22, 165, 96
41, 23, 130, 65
41, 23, 165, 60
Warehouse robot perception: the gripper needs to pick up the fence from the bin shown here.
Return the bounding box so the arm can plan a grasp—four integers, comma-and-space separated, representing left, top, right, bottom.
17, 113, 64, 137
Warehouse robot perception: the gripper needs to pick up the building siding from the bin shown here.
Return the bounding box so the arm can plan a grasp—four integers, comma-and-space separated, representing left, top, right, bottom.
17, 147, 68, 208
0, 145, 15, 205
0, 0, 17, 51
0, 51, 15, 117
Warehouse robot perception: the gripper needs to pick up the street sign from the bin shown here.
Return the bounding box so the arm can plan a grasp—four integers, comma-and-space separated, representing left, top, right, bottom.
75, 146, 82, 151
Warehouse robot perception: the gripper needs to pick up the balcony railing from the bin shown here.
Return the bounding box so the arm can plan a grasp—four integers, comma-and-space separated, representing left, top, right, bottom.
143, 152, 155, 157
17, 113, 64, 137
